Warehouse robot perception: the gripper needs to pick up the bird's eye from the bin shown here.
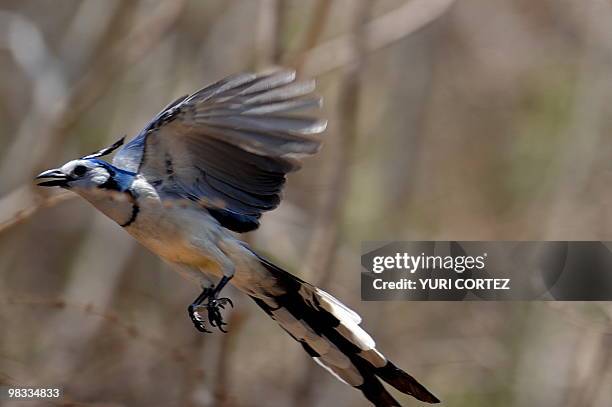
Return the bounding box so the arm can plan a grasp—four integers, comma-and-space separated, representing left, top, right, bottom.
73, 165, 87, 176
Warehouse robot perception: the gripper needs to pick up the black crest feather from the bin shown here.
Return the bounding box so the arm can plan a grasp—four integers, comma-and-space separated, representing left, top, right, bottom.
82, 136, 126, 160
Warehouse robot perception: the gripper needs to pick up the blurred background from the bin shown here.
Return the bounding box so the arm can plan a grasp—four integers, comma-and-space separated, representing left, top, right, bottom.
1, 0, 612, 406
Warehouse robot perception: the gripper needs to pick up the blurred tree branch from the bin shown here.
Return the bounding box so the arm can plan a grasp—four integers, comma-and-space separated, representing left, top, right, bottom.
303, 0, 456, 77
0, 0, 186, 234
295, 2, 371, 406
2, 296, 205, 375
255, 0, 285, 68
544, 0, 612, 238
55, 0, 186, 138
302, 0, 370, 289
288, 0, 332, 73
0, 0, 455, 236
0, 189, 74, 236
212, 311, 248, 407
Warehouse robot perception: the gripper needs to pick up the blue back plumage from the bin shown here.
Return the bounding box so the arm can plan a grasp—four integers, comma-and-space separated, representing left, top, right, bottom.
88, 159, 136, 192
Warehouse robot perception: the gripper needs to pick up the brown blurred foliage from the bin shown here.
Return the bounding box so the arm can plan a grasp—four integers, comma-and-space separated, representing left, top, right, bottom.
1, 1, 612, 406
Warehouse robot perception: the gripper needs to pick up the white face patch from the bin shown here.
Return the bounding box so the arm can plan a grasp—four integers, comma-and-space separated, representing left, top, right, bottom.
60, 159, 110, 187
60, 160, 79, 174
89, 166, 110, 185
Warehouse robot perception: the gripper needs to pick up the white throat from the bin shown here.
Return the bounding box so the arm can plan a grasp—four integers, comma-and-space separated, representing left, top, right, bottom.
76, 188, 136, 226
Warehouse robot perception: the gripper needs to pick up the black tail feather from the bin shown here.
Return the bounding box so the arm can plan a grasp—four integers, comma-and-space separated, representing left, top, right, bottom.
376, 362, 440, 403
356, 371, 402, 407
250, 252, 440, 406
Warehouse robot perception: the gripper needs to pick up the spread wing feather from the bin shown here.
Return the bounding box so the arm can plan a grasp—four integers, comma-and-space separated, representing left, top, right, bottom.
113, 70, 326, 232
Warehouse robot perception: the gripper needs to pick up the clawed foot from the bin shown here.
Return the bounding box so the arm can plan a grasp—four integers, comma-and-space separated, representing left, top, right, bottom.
206, 297, 233, 333
188, 296, 233, 333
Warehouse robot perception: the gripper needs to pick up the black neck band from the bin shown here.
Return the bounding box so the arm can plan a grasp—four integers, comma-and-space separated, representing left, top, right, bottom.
121, 202, 140, 227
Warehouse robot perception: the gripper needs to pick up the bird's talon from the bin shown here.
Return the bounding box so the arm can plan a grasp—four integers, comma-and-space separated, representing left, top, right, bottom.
188, 288, 233, 334
189, 305, 213, 333
195, 323, 212, 333
204, 298, 230, 332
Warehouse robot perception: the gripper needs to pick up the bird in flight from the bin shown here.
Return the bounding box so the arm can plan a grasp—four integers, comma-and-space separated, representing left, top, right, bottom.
36, 70, 439, 406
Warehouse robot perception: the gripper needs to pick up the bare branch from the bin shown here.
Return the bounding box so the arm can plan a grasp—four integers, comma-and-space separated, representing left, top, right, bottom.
289, 0, 332, 73
213, 311, 248, 407
301, 0, 370, 286
303, 0, 456, 76
2, 296, 204, 375
255, 0, 286, 68
295, 2, 371, 406
0, 188, 74, 235
0, 0, 186, 233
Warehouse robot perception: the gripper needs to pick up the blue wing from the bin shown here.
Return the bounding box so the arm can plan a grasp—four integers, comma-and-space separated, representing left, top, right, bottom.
113, 70, 326, 232
112, 94, 188, 172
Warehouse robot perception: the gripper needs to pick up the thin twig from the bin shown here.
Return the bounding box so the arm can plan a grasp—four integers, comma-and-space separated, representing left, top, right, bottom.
303, 0, 456, 77
302, 0, 370, 287
54, 0, 187, 140
255, 0, 286, 68
1, 296, 205, 377
0, 0, 186, 235
288, 0, 332, 73
295, 3, 371, 406
0, 190, 75, 235
213, 311, 248, 407
0, 0, 453, 237
0, 1, 136, 189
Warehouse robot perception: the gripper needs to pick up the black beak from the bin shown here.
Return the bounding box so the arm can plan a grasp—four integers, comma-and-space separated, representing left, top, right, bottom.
35, 169, 70, 187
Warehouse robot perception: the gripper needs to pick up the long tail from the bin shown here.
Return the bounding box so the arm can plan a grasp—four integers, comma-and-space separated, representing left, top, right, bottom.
249, 253, 440, 406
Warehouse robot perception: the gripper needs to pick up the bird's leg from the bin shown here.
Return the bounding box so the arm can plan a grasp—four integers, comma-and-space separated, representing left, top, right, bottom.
188, 280, 234, 333
188, 247, 235, 333
204, 275, 234, 332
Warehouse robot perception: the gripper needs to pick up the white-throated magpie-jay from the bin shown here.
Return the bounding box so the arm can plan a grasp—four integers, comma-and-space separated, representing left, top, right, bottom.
36, 70, 439, 406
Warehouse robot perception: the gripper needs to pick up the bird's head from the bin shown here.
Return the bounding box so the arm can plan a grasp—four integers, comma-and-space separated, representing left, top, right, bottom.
35, 137, 135, 193
35, 138, 138, 225
36, 158, 121, 190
